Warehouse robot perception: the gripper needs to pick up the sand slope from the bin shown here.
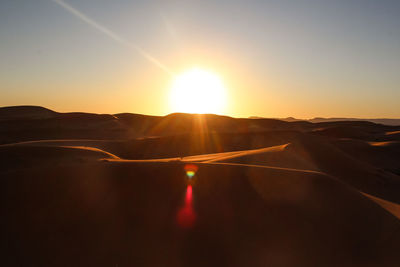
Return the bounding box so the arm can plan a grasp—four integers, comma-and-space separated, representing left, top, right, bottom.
1, 106, 400, 266
1, 161, 400, 266
0, 145, 118, 172
3, 133, 399, 203
364, 193, 400, 220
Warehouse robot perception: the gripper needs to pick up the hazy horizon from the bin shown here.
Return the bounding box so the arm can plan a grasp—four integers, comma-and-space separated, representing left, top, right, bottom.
3, 104, 400, 121
1, 0, 399, 118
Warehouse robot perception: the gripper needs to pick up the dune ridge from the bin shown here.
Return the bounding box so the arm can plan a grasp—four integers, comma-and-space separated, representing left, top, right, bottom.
1, 106, 400, 266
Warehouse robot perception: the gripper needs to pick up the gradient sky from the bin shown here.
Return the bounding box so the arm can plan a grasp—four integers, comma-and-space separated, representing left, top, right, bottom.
1, 0, 399, 118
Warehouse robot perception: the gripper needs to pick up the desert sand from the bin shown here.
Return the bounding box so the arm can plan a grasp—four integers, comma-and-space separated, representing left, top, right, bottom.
1, 106, 400, 266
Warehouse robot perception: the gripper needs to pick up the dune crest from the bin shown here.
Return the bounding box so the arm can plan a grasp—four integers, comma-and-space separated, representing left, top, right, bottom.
1, 106, 400, 266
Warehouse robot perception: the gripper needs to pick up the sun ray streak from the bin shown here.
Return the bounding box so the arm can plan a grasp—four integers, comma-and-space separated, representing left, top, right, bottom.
50, 0, 173, 75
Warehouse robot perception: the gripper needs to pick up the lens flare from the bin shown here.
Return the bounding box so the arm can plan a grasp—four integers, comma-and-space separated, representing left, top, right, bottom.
51, 0, 172, 75
176, 185, 196, 229
185, 184, 193, 204
186, 171, 195, 178
184, 164, 198, 179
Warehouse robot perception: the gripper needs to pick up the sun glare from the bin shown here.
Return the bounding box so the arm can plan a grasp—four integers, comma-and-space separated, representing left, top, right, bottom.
169, 68, 227, 114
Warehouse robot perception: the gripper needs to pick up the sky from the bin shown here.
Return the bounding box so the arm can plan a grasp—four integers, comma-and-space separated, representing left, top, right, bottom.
1, 0, 399, 118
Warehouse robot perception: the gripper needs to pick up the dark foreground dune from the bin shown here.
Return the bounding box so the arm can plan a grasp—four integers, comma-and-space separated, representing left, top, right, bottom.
1, 161, 400, 267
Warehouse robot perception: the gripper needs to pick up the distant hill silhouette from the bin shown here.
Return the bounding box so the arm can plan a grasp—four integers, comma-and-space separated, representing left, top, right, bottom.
0, 105, 57, 120
1, 105, 399, 145
270, 116, 400, 126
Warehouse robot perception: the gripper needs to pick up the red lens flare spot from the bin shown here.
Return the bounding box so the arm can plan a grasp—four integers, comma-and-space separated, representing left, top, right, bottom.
184, 164, 198, 172
177, 206, 196, 228
184, 164, 198, 179
177, 185, 196, 228
185, 185, 193, 204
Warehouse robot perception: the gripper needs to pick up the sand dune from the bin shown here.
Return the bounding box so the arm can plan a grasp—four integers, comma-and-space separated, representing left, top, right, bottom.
144, 135, 400, 204
181, 144, 289, 162
369, 141, 400, 147
364, 193, 400, 220
3, 131, 399, 203
183, 142, 319, 171
59, 146, 120, 159
331, 139, 400, 177
386, 130, 400, 136
1, 160, 400, 266
3, 105, 398, 145
0, 105, 57, 120
0, 144, 117, 172
1, 106, 400, 266
171, 133, 396, 204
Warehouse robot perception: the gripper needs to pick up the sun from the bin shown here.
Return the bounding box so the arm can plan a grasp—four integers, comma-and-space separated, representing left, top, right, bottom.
169, 68, 227, 114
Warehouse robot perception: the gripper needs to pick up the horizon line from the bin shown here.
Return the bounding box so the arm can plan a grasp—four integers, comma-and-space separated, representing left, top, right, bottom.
1, 105, 400, 121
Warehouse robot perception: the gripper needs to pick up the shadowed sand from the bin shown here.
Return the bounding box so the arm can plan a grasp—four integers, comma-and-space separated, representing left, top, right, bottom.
363, 193, 400, 220
1, 160, 400, 266
1, 106, 400, 266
